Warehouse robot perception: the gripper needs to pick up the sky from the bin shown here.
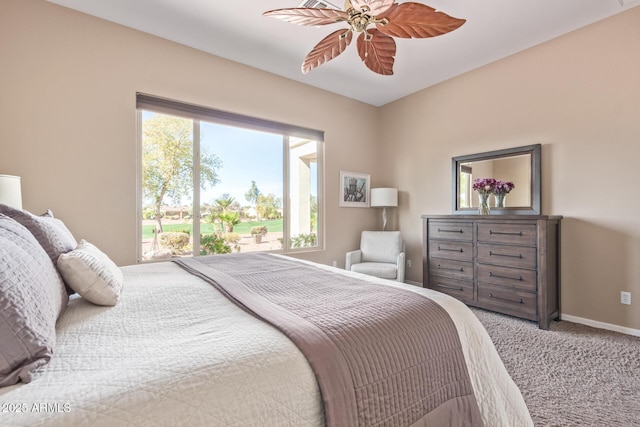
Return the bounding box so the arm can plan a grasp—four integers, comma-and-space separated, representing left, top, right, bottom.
142, 111, 318, 209
200, 122, 283, 206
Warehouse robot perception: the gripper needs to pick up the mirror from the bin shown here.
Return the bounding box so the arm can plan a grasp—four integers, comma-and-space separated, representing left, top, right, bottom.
452, 144, 541, 215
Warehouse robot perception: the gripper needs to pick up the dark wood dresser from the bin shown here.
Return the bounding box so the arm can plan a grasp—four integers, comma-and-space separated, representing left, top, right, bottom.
422, 215, 562, 329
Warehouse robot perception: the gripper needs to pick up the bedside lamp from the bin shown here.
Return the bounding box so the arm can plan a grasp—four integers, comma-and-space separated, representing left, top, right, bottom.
370, 187, 398, 231
0, 175, 23, 209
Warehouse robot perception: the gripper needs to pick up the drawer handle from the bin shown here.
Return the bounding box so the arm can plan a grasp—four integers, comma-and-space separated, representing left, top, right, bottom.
489, 293, 524, 304
490, 230, 523, 236
437, 264, 464, 272
437, 245, 464, 253
438, 228, 464, 234
489, 251, 523, 259
436, 283, 464, 291
489, 272, 523, 282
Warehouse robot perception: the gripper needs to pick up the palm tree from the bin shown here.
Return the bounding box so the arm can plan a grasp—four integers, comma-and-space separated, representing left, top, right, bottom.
215, 194, 235, 213
209, 194, 240, 232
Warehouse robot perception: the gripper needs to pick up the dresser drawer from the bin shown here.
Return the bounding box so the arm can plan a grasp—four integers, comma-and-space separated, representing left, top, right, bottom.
429, 259, 473, 281
423, 215, 561, 330
477, 243, 537, 269
428, 240, 473, 262
477, 284, 537, 320
477, 264, 537, 292
429, 276, 474, 304
428, 222, 473, 241
477, 223, 536, 245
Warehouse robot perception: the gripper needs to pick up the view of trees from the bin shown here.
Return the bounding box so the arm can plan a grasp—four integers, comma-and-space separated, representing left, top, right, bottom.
142, 115, 222, 232
140, 110, 320, 259
256, 193, 282, 220
244, 180, 261, 218
207, 194, 241, 233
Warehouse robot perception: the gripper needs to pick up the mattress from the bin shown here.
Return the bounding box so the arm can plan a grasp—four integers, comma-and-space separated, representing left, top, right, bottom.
0, 257, 533, 426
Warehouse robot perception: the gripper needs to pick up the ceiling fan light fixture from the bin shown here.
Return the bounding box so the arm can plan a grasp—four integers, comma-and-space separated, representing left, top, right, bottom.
264, 1, 465, 75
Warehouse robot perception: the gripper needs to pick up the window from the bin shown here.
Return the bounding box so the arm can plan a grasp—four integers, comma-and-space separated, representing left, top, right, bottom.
459, 164, 472, 208
137, 94, 323, 261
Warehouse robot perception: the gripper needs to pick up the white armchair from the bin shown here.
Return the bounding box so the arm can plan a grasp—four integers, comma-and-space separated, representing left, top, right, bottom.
345, 231, 405, 282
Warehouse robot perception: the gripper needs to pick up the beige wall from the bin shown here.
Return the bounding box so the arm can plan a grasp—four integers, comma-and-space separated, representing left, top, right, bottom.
0, 0, 381, 268
380, 7, 640, 330
2, 1, 639, 331
493, 155, 530, 207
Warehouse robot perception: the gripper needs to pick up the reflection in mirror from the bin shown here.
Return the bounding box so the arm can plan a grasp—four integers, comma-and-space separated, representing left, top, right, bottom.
452, 144, 541, 215
458, 154, 531, 208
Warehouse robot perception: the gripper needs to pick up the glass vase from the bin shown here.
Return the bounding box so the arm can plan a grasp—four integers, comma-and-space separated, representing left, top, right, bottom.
478, 193, 491, 215
494, 193, 506, 208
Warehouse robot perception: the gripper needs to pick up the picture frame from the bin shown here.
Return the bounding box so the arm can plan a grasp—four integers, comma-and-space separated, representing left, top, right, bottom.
339, 171, 370, 207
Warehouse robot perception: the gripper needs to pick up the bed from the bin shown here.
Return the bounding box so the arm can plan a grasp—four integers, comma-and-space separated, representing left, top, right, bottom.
0, 208, 533, 427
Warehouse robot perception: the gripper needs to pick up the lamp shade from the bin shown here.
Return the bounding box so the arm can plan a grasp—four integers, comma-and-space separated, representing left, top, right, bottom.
0, 175, 23, 209
370, 188, 398, 208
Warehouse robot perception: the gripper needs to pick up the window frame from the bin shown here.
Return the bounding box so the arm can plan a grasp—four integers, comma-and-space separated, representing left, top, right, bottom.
136, 94, 324, 261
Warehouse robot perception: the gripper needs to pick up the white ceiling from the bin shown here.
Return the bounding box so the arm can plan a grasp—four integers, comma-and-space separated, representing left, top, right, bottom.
47, 0, 640, 106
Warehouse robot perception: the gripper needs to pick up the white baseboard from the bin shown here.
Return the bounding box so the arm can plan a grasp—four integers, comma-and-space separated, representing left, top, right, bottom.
560, 314, 640, 337
397, 283, 640, 337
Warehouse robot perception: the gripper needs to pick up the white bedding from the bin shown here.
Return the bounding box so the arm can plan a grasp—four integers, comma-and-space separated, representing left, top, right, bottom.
0, 259, 532, 426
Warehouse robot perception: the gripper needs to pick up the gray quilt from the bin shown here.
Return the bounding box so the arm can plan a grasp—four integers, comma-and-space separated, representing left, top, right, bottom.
175, 253, 483, 427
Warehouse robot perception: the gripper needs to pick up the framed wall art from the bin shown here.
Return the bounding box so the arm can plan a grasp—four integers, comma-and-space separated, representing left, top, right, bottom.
339, 171, 370, 207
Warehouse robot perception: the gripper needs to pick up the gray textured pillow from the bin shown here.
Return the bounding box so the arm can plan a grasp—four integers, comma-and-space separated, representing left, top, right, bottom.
0, 204, 77, 264
0, 214, 68, 387
0, 205, 78, 295
57, 240, 123, 306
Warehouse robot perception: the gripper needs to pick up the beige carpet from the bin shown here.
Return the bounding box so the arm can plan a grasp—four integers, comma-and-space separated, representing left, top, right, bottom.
471, 308, 640, 427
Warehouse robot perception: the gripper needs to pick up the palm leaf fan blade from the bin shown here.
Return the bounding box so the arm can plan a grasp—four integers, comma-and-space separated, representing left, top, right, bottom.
356, 29, 396, 75
263, 8, 348, 26
302, 30, 353, 74
376, 2, 466, 38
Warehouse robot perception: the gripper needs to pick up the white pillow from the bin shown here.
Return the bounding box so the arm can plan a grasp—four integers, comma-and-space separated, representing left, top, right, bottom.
57, 240, 123, 306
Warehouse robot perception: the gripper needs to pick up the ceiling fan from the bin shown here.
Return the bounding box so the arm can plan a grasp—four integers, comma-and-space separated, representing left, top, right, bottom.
263, 0, 466, 75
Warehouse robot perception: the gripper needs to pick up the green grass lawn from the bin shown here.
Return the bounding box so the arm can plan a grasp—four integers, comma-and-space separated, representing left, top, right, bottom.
142, 219, 283, 239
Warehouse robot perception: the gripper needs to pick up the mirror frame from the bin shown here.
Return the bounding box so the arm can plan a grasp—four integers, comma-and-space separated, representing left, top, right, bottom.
452, 144, 541, 215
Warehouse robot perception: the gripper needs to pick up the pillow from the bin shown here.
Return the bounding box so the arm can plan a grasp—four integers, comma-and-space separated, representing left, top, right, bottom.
0, 205, 78, 295
0, 204, 77, 264
57, 240, 123, 306
0, 214, 68, 387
